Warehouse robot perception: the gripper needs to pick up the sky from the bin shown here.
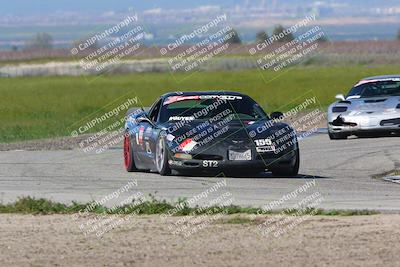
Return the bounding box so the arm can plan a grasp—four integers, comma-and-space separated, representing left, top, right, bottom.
0, 0, 235, 14
2, 0, 398, 15
0, 0, 399, 47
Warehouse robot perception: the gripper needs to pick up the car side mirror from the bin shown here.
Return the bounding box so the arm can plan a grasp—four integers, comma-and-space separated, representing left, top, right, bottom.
137, 114, 156, 126
270, 111, 284, 120
335, 94, 346, 101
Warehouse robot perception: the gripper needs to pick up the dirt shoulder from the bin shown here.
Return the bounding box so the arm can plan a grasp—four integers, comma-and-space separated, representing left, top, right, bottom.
0, 214, 399, 267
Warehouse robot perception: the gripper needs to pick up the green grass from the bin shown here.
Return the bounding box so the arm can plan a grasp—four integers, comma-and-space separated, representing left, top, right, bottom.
0, 197, 379, 216
1, 65, 400, 143
0, 55, 168, 66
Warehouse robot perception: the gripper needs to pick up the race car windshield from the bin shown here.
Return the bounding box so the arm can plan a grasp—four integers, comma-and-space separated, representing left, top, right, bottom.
347, 80, 400, 98
159, 95, 267, 123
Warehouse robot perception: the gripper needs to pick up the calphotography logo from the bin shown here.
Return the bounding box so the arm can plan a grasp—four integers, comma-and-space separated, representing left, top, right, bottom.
252, 179, 324, 239
71, 11, 148, 82
157, 14, 240, 81
69, 96, 139, 154
160, 177, 234, 238
72, 179, 145, 238
248, 14, 333, 83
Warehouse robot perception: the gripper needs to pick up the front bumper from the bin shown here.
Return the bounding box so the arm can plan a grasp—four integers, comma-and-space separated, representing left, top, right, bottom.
168, 149, 297, 171
328, 113, 400, 134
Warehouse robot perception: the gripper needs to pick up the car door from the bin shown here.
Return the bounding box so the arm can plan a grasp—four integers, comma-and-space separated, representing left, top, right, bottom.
144, 98, 163, 167
136, 98, 162, 168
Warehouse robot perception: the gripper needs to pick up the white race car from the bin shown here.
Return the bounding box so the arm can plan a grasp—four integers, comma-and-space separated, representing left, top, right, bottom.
328, 75, 400, 139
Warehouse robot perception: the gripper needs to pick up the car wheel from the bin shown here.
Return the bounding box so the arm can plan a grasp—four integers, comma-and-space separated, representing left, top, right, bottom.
155, 135, 171, 176
328, 132, 348, 140
124, 134, 139, 172
271, 148, 300, 177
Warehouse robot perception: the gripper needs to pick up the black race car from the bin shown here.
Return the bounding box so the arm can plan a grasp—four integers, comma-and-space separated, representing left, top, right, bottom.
124, 91, 299, 176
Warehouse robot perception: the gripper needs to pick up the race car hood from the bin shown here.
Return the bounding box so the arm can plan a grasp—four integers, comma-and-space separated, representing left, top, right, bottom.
331, 96, 400, 114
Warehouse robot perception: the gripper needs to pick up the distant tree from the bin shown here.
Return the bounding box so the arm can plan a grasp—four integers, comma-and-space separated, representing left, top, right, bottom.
272, 25, 295, 42
224, 29, 242, 44
26, 33, 53, 49
397, 29, 400, 40
11, 45, 18, 51
255, 31, 269, 43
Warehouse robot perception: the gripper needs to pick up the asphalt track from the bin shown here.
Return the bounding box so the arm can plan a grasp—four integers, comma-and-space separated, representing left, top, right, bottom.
0, 134, 399, 211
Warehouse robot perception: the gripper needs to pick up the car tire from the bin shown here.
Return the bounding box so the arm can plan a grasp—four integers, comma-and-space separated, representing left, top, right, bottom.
328, 132, 348, 140
155, 135, 172, 176
124, 134, 139, 172
271, 148, 300, 177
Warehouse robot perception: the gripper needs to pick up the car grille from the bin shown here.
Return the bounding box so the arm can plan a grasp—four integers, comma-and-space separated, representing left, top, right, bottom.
332, 106, 348, 113
193, 154, 223, 160
364, 99, 386, 103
